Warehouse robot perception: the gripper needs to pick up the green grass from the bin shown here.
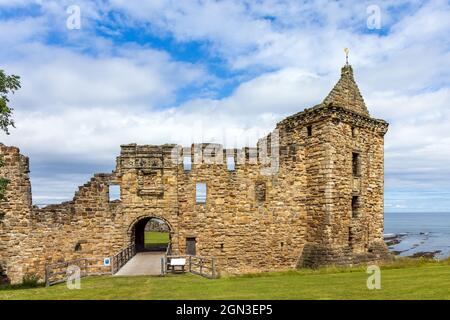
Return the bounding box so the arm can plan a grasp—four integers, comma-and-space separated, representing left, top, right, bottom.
144, 231, 169, 245
0, 258, 449, 300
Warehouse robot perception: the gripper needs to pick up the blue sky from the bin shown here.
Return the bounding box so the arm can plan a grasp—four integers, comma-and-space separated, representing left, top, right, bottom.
0, 0, 449, 212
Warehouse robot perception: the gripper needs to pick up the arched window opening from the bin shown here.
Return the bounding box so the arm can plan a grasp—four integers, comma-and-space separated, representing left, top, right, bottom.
74, 242, 82, 252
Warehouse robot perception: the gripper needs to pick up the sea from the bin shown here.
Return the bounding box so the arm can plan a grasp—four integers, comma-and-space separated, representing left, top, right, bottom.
384, 212, 450, 259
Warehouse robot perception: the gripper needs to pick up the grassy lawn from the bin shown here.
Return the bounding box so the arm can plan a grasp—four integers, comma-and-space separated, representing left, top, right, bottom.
0, 258, 449, 300
145, 231, 169, 245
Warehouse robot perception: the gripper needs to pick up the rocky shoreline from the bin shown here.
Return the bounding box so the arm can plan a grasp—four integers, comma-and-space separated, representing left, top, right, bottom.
384, 233, 407, 247
383, 233, 444, 259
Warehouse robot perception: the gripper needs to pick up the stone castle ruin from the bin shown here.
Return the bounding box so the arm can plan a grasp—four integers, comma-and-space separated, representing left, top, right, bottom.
0, 64, 390, 283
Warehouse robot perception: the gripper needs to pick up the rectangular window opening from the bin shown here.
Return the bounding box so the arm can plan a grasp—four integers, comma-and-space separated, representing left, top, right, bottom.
196, 182, 207, 204
109, 184, 121, 201
186, 237, 196, 255
352, 152, 360, 176
227, 156, 235, 171
348, 226, 353, 247
183, 156, 192, 171
352, 196, 359, 218
307, 125, 312, 137
255, 181, 266, 203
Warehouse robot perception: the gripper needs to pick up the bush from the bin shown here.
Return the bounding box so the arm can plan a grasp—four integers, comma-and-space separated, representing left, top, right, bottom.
21, 273, 40, 288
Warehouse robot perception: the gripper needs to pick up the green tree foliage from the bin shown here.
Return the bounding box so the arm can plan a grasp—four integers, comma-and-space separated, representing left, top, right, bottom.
0, 70, 21, 135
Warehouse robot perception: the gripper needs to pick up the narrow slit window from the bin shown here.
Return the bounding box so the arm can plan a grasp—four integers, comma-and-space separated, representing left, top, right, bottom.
348, 226, 353, 247
196, 182, 207, 204
109, 185, 121, 201
352, 152, 360, 176
183, 156, 192, 171
352, 196, 359, 218
307, 125, 312, 137
227, 156, 235, 171
74, 242, 82, 252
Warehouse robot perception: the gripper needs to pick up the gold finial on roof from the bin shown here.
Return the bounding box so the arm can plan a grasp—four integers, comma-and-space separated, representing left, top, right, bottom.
344, 48, 349, 65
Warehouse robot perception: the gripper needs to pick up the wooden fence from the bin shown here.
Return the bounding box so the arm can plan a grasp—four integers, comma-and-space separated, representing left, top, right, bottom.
45, 244, 136, 286
44, 258, 112, 286
189, 255, 216, 279
44, 245, 217, 286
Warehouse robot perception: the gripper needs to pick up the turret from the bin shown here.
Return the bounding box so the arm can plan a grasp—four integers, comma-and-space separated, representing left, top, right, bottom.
279, 63, 390, 266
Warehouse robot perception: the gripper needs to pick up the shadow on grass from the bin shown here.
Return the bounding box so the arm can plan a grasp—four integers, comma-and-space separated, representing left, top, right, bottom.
0, 282, 45, 291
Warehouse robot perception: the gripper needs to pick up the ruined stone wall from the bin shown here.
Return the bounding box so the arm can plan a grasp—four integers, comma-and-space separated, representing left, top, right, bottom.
0, 142, 182, 283
0, 144, 33, 283
0, 146, 131, 283
0, 107, 389, 282
0, 64, 391, 283
174, 141, 307, 274
24, 174, 125, 268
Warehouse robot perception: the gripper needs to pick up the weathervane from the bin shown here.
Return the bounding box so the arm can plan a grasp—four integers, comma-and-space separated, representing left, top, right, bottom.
344, 48, 349, 65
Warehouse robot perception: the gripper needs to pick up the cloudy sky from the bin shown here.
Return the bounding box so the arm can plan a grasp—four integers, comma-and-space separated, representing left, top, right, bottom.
0, 0, 449, 212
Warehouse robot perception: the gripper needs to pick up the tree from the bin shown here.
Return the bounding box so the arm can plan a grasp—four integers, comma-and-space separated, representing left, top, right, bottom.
0, 70, 21, 135
0, 69, 20, 203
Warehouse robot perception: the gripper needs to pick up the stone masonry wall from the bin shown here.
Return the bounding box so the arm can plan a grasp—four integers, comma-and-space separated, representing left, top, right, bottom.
0, 144, 33, 283
0, 64, 391, 283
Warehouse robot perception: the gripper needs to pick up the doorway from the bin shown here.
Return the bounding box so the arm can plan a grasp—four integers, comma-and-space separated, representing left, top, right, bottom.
186, 237, 196, 255
132, 217, 171, 252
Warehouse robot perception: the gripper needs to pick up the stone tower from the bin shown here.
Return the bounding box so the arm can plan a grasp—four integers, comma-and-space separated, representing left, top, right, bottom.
287, 64, 390, 266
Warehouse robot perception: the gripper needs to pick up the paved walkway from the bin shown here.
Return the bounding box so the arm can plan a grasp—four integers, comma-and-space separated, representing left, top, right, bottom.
114, 252, 164, 276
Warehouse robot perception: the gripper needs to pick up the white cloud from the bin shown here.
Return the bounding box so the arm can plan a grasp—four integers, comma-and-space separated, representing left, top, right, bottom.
0, 0, 449, 210
0, 16, 48, 45
5, 43, 210, 112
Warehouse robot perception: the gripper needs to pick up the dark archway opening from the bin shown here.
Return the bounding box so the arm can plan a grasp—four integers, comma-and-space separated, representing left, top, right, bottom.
133, 217, 171, 252
0, 263, 9, 285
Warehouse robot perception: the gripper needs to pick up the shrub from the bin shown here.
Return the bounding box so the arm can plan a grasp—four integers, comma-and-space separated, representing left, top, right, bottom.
21, 273, 40, 287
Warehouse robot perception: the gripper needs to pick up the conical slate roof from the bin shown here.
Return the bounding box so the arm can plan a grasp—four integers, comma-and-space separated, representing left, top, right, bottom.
323, 64, 369, 116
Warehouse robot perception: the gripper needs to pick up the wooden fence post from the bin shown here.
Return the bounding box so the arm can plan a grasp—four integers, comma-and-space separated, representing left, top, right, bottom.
160, 257, 165, 276
45, 265, 49, 287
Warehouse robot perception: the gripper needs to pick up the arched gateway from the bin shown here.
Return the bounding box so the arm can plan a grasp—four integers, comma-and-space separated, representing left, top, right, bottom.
127, 216, 172, 252
0, 64, 392, 284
